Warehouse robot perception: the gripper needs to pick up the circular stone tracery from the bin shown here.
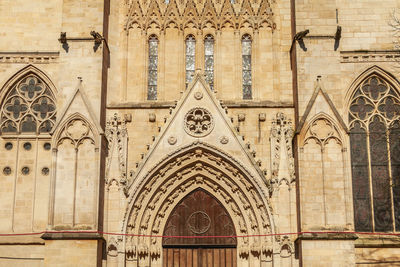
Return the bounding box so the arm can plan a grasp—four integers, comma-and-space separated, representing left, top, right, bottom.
187, 211, 211, 234
184, 107, 214, 137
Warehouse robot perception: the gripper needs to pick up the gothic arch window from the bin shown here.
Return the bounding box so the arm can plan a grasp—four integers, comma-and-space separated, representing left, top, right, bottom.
185, 35, 196, 88
242, 34, 252, 99
0, 74, 56, 134
148, 35, 158, 100
349, 74, 400, 232
204, 34, 214, 90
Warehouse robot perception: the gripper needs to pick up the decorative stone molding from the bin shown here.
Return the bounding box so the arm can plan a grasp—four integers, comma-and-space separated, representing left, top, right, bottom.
50, 113, 99, 230
269, 113, 295, 192
167, 136, 177, 145
194, 91, 203, 100
340, 50, 400, 63
0, 73, 56, 135
0, 52, 59, 64
105, 113, 129, 188
183, 107, 214, 137
303, 117, 342, 148
220, 135, 229, 144
125, 0, 274, 32
122, 142, 275, 265
107, 236, 122, 257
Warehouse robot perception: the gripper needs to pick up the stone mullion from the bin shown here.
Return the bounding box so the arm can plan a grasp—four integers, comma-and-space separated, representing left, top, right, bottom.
179, 32, 185, 92
341, 146, 351, 227
11, 138, 20, 231
31, 138, 39, 231
72, 146, 79, 226
141, 31, 147, 101
386, 129, 396, 231
320, 144, 327, 226
196, 30, 203, 71
160, 33, 166, 100
122, 30, 129, 101
366, 131, 375, 231
216, 31, 222, 94
253, 29, 258, 100
234, 30, 240, 99
48, 146, 57, 227
93, 146, 100, 229
143, 33, 149, 101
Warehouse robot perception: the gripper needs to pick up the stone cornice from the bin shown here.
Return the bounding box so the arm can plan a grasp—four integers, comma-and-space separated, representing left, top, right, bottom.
340, 50, 400, 63
0, 51, 59, 64
107, 100, 293, 109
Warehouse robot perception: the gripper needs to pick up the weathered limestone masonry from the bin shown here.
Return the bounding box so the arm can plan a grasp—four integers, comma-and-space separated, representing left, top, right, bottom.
0, 0, 399, 266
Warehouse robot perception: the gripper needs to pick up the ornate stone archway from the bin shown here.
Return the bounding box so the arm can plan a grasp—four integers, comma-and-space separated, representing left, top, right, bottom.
122, 142, 275, 267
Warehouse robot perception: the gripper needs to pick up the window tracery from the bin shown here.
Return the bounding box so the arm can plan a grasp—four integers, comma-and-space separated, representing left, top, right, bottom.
0, 74, 56, 134
242, 34, 252, 99
204, 34, 214, 90
185, 35, 196, 88
148, 35, 158, 100
349, 74, 400, 232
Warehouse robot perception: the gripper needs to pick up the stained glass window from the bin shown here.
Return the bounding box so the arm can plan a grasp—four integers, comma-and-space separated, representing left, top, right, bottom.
349, 75, 400, 232
204, 35, 214, 90
0, 75, 56, 134
185, 35, 196, 88
242, 34, 252, 99
148, 35, 158, 100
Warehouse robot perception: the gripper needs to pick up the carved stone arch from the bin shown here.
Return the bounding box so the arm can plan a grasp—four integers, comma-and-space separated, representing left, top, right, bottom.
299, 112, 351, 229
52, 112, 99, 149
220, 19, 235, 29
0, 64, 58, 101
239, 19, 254, 30
0, 65, 57, 135
299, 112, 344, 148
164, 19, 180, 30
183, 19, 199, 30
123, 142, 275, 264
345, 65, 400, 121
146, 19, 162, 31
202, 29, 216, 38
201, 19, 218, 30
49, 112, 100, 229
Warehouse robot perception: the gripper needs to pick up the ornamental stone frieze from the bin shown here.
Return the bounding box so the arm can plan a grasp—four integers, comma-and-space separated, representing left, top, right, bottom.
125, 0, 275, 32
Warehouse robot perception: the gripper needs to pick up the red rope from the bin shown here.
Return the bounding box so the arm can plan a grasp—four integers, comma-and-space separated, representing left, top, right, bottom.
1, 230, 400, 238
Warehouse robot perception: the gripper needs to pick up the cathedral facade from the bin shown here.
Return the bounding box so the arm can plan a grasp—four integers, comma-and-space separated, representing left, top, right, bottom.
0, 0, 399, 266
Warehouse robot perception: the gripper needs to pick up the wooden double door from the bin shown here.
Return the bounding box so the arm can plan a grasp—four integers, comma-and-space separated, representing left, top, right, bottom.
163, 247, 237, 267
162, 189, 237, 267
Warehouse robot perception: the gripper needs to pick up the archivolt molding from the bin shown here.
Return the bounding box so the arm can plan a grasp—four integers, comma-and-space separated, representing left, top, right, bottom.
125, 0, 274, 32
123, 142, 275, 262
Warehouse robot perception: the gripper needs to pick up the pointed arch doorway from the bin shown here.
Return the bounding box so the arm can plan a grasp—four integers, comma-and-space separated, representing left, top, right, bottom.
162, 189, 237, 267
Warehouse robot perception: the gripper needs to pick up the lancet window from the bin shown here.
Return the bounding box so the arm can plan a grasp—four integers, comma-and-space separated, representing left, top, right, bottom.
204, 35, 214, 90
349, 74, 400, 232
242, 34, 252, 99
185, 35, 196, 88
148, 35, 158, 100
0, 74, 56, 134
